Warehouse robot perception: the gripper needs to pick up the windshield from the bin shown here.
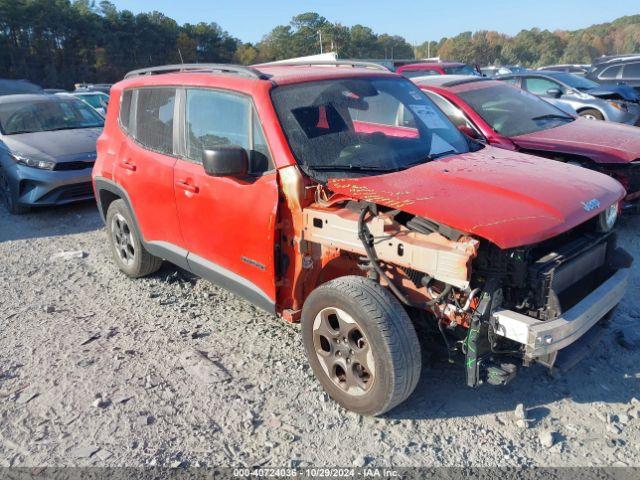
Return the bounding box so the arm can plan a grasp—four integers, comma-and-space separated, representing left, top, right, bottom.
271, 77, 475, 180
0, 98, 104, 135
457, 83, 574, 136
547, 73, 600, 91
76, 93, 108, 109
444, 65, 480, 76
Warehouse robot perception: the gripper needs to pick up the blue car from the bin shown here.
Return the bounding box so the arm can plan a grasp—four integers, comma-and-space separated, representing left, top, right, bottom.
497, 71, 640, 125
0, 94, 104, 214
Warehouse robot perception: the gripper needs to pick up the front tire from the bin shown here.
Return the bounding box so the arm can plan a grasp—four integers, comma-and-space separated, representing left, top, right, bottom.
579, 108, 604, 121
0, 166, 29, 215
301, 276, 421, 416
106, 199, 162, 278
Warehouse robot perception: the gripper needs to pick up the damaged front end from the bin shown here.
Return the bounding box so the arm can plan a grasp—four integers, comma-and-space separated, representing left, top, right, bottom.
299, 188, 632, 388
468, 227, 632, 385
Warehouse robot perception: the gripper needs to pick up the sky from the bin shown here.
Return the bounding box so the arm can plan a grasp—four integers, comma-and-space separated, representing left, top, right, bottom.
108, 0, 640, 45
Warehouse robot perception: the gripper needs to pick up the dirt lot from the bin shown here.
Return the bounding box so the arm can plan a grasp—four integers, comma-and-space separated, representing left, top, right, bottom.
0, 200, 639, 468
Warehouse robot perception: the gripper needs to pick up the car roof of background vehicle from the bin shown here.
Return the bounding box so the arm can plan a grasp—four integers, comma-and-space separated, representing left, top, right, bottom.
72, 91, 108, 96
0, 79, 44, 96
398, 62, 466, 70
0, 93, 69, 104
592, 54, 640, 66
411, 75, 489, 89
538, 64, 590, 70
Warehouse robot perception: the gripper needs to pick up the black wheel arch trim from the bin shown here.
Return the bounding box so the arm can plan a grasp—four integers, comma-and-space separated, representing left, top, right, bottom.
93, 176, 276, 314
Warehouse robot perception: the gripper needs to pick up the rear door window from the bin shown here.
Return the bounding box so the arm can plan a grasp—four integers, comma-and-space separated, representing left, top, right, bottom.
600, 65, 622, 79
133, 88, 176, 155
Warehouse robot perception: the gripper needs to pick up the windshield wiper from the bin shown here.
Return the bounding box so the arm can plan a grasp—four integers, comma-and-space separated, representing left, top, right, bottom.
308, 164, 395, 172
426, 149, 458, 160
5, 130, 35, 135
46, 125, 101, 131
400, 150, 458, 170
531, 114, 572, 121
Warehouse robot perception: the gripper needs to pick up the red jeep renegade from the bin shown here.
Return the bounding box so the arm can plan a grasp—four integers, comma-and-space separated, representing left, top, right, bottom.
93, 62, 631, 415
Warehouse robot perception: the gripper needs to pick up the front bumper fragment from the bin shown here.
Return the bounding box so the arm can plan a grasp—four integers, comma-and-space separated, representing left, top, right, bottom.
491, 268, 629, 360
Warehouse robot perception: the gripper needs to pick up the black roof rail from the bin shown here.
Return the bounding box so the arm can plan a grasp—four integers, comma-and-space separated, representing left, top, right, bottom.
254, 60, 391, 72
592, 54, 640, 66
124, 63, 270, 80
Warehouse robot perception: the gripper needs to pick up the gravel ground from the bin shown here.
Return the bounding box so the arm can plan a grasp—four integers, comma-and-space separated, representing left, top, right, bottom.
0, 200, 639, 468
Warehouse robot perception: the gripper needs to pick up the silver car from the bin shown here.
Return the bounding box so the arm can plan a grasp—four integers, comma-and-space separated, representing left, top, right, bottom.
0, 94, 103, 214
59, 91, 109, 116
497, 71, 640, 125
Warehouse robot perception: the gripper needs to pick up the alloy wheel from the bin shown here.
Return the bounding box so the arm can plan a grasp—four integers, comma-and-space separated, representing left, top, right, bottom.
312, 307, 375, 396
111, 213, 135, 266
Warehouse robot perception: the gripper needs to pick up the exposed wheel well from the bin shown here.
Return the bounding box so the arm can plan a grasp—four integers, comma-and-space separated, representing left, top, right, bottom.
576, 107, 605, 119
97, 188, 120, 221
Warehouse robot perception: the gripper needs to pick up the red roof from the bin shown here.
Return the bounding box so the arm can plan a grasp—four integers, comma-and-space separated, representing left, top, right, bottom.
116, 65, 397, 90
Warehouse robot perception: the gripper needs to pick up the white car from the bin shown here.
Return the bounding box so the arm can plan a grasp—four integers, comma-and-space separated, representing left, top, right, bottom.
57, 91, 109, 115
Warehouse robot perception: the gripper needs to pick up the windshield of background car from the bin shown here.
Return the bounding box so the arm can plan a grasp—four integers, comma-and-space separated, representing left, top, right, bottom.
444, 65, 480, 76
548, 73, 600, 90
401, 69, 439, 78
0, 98, 104, 135
78, 93, 108, 109
271, 76, 474, 180
457, 83, 574, 136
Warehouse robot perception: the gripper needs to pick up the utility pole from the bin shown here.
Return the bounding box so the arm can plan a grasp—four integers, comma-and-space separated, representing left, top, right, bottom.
318, 30, 323, 54
427, 41, 431, 59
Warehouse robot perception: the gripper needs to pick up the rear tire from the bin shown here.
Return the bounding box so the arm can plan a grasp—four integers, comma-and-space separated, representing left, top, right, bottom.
579, 108, 604, 121
106, 199, 162, 278
301, 276, 422, 416
0, 166, 29, 215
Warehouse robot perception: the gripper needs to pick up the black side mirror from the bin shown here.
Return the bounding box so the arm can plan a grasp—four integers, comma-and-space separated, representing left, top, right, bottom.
202, 146, 248, 177
546, 88, 562, 98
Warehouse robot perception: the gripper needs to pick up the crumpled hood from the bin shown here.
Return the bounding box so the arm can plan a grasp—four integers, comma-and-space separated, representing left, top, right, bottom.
2, 127, 101, 163
511, 118, 640, 164
586, 85, 640, 103
328, 146, 625, 249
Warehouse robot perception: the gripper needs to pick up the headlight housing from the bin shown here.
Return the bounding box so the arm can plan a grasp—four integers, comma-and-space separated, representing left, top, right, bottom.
10, 153, 55, 170
608, 100, 628, 112
596, 202, 619, 232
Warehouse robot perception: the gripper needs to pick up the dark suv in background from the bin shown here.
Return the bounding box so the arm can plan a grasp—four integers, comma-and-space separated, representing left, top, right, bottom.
587, 55, 640, 94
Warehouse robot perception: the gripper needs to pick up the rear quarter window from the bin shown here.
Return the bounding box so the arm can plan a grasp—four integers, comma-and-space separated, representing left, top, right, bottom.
623, 62, 640, 79
122, 87, 176, 155
119, 90, 133, 132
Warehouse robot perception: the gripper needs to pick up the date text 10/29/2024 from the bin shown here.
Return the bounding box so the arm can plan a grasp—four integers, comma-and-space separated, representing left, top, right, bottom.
232, 468, 401, 478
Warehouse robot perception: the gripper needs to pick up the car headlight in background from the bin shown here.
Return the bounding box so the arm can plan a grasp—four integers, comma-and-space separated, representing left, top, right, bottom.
10, 153, 55, 170
596, 202, 619, 232
608, 100, 628, 112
